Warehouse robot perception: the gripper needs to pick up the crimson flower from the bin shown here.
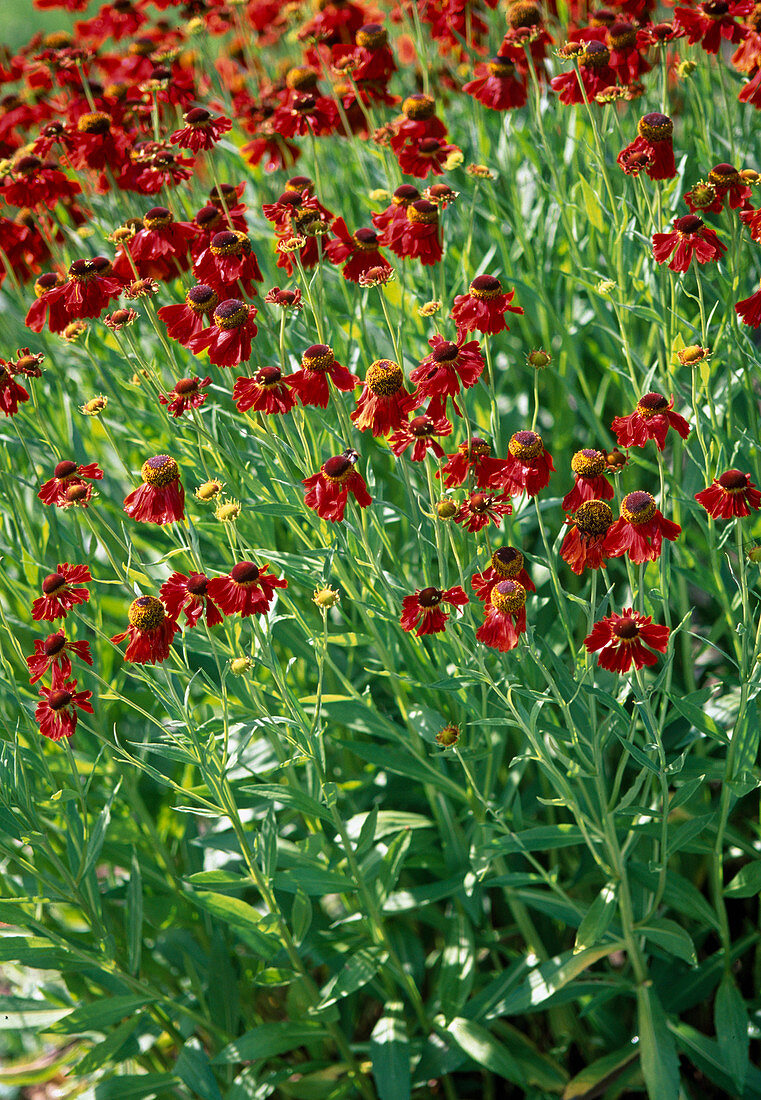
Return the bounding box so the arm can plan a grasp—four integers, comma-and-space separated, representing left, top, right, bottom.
695, 469, 761, 518
372, 185, 421, 253
611, 393, 691, 451
160, 572, 224, 628
111, 596, 180, 665
439, 437, 508, 489
398, 201, 442, 266
400, 585, 468, 636
709, 163, 752, 210
652, 215, 726, 273
735, 283, 761, 327
454, 491, 513, 533
550, 42, 618, 105
32, 563, 91, 622
35, 671, 93, 742
463, 57, 528, 110
617, 113, 676, 180
471, 547, 535, 603
325, 218, 392, 283
561, 450, 614, 512
193, 230, 263, 298
389, 93, 448, 153
475, 579, 527, 652
158, 376, 211, 418
26, 630, 93, 685
303, 451, 372, 522
351, 358, 417, 436
26, 258, 123, 333
450, 274, 523, 338
287, 344, 359, 408
264, 287, 304, 312
388, 411, 452, 461
496, 431, 554, 496
411, 333, 484, 419
0, 358, 30, 417
186, 299, 258, 368
111, 207, 199, 282
561, 501, 615, 575
233, 367, 296, 415
171, 107, 232, 152
674, 0, 752, 53
396, 136, 460, 178
603, 491, 681, 564
38, 459, 103, 508
124, 455, 185, 525
206, 562, 288, 618
585, 608, 670, 673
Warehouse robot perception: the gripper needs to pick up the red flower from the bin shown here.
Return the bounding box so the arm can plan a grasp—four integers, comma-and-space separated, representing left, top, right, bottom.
463, 57, 528, 110
159, 376, 211, 418
439, 437, 508, 489
561, 501, 615, 575
287, 344, 359, 408
652, 215, 726, 273
26, 258, 123, 334
351, 358, 417, 436
206, 562, 288, 618
0, 354, 31, 416
2, 154, 81, 210
389, 93, 448, 153
325, 218, 392, 283
112, 207, 200, 283
709, 163, 752, 210
611, 393, 691, 451
26, 630, 93, 685
674, 0, 752, 53
35, 671, 93, 742
454, 491, 513, 533
471, 546, 535, 602
186, 299, 258, 368
396, 136, 460, 178
497, 431, 554, 497
264, 286, 304, 312
603, 491, 681, 564
372, 185, 421, 253
158, 285, 220, 346
397, 201, 442, 266
411, 334, 484, 419
193, 231, 263, 298
111, 595, 180, 665
735, 283, 761, 327
160, 571, 223, 628
123, 455, 185, 525
450, 274, 523, 338
561, 449, 614, 512
32, 563, 91, 622
550, 42, 619, 105
585, 608, 670, 672
303, 451, 372, 522
171, 107, 232, 152
270, 92, 339, 139
617, 113, 675, 180
400, 585, 468, 636
233, 367, 296, 415
38, 459, 104, 508
388, 411, 452, 461
475, 579, 527, 652
695, 469, 761, 518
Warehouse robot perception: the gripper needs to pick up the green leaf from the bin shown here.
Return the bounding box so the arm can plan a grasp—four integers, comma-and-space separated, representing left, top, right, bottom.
671, 1021, 761, 1096
488, 824, 585, 857
336, 741, 468, 802
640, 919, 697, 966
436, 909, 475, 1016
73, 1017, 142, 1076
714, 974, 749, 1094
80, 779, 121, 882
562, 1045, 639, 1099
724, 860, 761, 898
291, 889, 312, 945
317, 948, 387, 1009
669, 696, 729, 744
573, 883, 617, 954
49, 995, 154, 1035
126, 847, 143, 976
446, 1018, 526, 1086
370, 1003, 410, 1100
190, 893, 281, 960
486, 946, 618, 1017
636, 985, 680, 1100
213, 1021, 328, 1063
578, 177, 605, 233
94, 1073, 181, 1099
175, 1039, 224, 1100
238, 783, 333, 823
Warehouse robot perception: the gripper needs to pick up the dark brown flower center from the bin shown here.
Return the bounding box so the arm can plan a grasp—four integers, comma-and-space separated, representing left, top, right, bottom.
48, 689, 73, 710
323, 455, 353, 481
144, 205, 173, 230
432, 342, 459, 363
54, 460, 78, 479
581, 41, 610, 67
42, 572, 66, 594
410, 415, 435, 437
302, 344, 334, 372
509, 430, 543, 461
231, 561, 260, 585
418, 586, 442, 607
44, 633, 67, 656
256, 366, 282, 386
77, 111, 112, 135
718, 468, 750, 491
491, 546, 523, 576
406, 199, 438, 225
356, 23, 387, 47
186, 284, 218, 312
174, 377, 199, 396
214, 299, 248, 329
675, 214, 704, 235
184, 106, 211, 125
65, 484, 89, 503
636, 392, 669, 417
210, 230, 244, 257
575, 500, 614, 537
638, 112, 672, 142
709, 162, 740, 188
353, 227, 380, 250
392, 184, 420, 206
419, 137, 443, 155
470, 273, 502, 299
186, 573, 208, 595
